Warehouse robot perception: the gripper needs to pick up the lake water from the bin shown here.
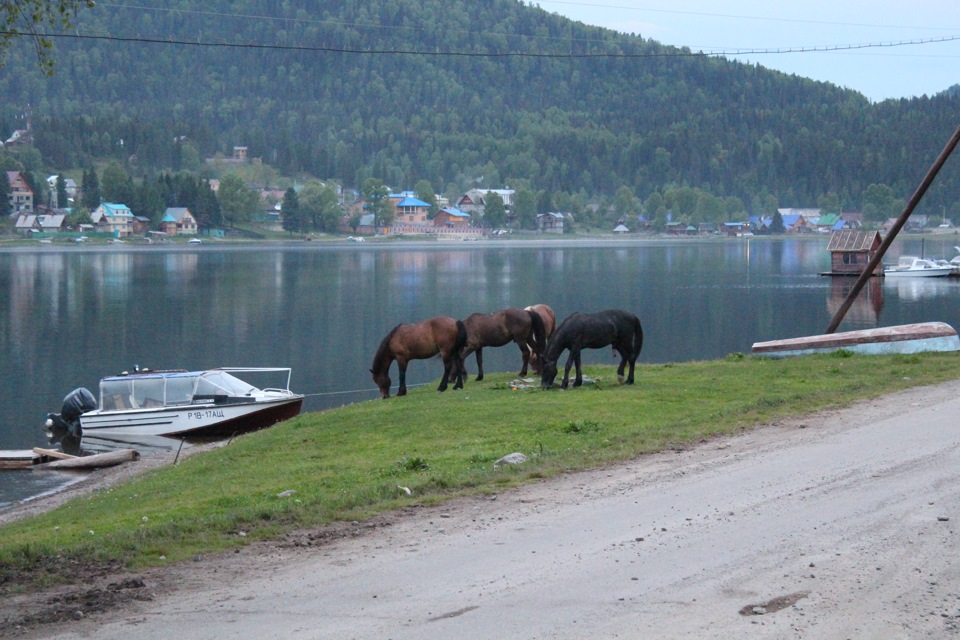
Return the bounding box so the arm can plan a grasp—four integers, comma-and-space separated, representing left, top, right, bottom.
3, 235, 959, 507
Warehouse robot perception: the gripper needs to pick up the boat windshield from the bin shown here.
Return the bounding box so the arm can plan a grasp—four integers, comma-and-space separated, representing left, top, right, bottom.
197, 371, 257, 397
98, 369, 262, 411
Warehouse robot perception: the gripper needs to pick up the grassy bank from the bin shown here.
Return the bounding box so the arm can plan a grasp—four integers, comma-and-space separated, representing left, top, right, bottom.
1, 351, 958, 587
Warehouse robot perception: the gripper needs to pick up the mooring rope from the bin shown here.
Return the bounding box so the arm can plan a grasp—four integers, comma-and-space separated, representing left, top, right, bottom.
300, 382, 430, 398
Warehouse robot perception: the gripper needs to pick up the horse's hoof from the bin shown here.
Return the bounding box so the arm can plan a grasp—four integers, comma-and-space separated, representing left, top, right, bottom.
617, 375, 625, 384
475, 375, 484, 382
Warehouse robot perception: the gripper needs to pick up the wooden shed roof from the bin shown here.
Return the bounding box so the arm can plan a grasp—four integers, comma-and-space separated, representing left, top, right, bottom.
826, 230, 882, 252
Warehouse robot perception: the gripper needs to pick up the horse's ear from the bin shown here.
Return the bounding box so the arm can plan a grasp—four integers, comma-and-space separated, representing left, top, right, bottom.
369, 368, 374, 374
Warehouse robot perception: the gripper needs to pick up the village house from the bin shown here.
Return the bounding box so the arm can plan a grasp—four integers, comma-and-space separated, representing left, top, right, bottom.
456, 188, 515, 218
433, 207, 471, 227
394, 196, 431, 224
91, 203, 135, 237
778, 208, 820, 233
721, 221, 750, 236
6, 170, 34, 215
537, 212, 565, 234
163, 207, 198, 235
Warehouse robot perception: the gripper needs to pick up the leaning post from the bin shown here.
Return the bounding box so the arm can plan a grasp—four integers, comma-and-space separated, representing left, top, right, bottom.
825, 123, 960, 334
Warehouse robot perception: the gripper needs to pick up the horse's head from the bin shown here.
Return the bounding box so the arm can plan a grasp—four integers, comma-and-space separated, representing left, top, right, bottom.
370, 368, 391, 399
540, 359, 558, 389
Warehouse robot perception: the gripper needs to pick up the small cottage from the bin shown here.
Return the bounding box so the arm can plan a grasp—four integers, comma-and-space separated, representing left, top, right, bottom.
826, 230, 884, 275
433, 207, 471, 227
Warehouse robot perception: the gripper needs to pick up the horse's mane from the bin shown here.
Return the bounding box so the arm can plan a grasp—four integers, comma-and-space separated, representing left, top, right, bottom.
371, 323, 403, 372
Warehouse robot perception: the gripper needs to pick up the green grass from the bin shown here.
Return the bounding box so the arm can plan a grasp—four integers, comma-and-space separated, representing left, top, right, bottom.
1, 351, 957, 587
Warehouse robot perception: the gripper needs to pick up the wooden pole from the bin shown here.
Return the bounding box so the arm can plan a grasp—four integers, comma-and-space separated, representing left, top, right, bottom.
825, 124, 960, 334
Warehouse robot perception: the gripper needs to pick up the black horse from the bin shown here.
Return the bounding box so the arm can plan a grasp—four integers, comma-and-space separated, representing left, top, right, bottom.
540, 309, 643, 389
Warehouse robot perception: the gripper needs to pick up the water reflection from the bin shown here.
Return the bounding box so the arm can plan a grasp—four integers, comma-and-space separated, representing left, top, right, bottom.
827, 277, 884, 328
885, 276, 957, 301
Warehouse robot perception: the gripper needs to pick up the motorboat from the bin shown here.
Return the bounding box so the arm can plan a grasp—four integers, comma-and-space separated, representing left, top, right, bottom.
883, 256, 953, 277
46, 367, 304, 442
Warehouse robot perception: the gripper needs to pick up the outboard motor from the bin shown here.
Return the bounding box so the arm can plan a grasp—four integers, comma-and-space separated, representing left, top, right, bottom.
46, 387, 96, 450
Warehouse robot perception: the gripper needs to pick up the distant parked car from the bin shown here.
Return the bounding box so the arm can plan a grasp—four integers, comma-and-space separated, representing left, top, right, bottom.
188, 237, 203, 244
347, 236, 365, 242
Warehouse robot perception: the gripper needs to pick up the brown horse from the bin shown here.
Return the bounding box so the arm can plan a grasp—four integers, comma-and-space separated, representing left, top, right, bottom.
524, 304, 556, 374
457, 308, 546, 381
371, 316, 467, 398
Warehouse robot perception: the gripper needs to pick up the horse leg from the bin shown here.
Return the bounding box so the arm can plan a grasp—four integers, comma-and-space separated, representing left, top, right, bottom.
453, 353, 465, 390
474, 347, 484, 381
529, 346, 541, 375
625, 356, 636, 384
517, 340, 530, 377
397, 362, 408, 397
572, 351, 584, 387
438, 354, 450, 392
561, 351, 576, 390
614, 345, 628, 383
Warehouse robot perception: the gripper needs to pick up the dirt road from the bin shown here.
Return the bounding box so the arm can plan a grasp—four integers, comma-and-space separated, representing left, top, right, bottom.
12, 380, 960, 639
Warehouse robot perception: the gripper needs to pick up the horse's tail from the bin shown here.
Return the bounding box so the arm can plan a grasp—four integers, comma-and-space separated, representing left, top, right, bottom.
454, 319, 468, 355
527, 309, 546, 355
454, 319, 469, 377
631, 315, 644, 360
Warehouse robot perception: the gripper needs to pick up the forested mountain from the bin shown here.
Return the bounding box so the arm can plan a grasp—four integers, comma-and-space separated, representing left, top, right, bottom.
2, 0, 960, 220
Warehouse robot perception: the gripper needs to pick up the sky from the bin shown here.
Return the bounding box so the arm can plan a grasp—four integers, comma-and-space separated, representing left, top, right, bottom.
538, 0, 960, 102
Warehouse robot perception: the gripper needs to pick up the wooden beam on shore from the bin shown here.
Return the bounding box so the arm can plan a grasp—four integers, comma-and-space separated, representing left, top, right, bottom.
32, 449, 140, 470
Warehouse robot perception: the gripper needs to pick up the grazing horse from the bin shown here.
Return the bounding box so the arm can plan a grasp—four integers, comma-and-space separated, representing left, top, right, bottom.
523, 304, 556, 374
457, 308, 546, 381
540, 309, 643, 389
371, 316, 467, 398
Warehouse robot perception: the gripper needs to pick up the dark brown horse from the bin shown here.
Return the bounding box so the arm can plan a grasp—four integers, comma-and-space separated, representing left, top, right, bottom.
457, 308, 546, 381
541, 309, 643, 389
371, 316, 467, 398
524, 304, 556, 374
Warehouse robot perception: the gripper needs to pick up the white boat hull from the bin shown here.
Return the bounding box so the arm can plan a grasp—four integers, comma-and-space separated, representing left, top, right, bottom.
884, 268, 953, 277
79, 394, 303, 438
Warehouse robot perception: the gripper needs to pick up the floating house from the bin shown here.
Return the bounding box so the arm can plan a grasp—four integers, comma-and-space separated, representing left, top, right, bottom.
825, 230, 883, 276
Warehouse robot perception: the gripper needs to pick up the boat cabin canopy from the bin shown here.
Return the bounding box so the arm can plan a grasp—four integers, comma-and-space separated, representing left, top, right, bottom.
99, 369, 260, 411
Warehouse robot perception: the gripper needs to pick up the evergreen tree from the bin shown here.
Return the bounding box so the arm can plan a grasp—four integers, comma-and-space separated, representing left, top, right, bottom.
55, 175, 68, 209
0, 170, 10, 216
281, 187, 301, 234
770, 211, 785, 234
195, 180, 222, 228
81, 165, 100, 209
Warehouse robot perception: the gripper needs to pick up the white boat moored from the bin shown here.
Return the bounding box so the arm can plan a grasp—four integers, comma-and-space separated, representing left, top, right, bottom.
47, 367, 304, 442
884, 256, 953, 277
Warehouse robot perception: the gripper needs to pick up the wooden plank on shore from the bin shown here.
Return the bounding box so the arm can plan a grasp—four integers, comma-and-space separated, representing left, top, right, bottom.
32, 449, 140, 470
32, 447, 78, 460
0, 450, 40, 469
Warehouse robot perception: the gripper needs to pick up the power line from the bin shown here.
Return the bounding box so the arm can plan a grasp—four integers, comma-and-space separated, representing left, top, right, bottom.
9, 30, 960, 59
536, 1, 959, 32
